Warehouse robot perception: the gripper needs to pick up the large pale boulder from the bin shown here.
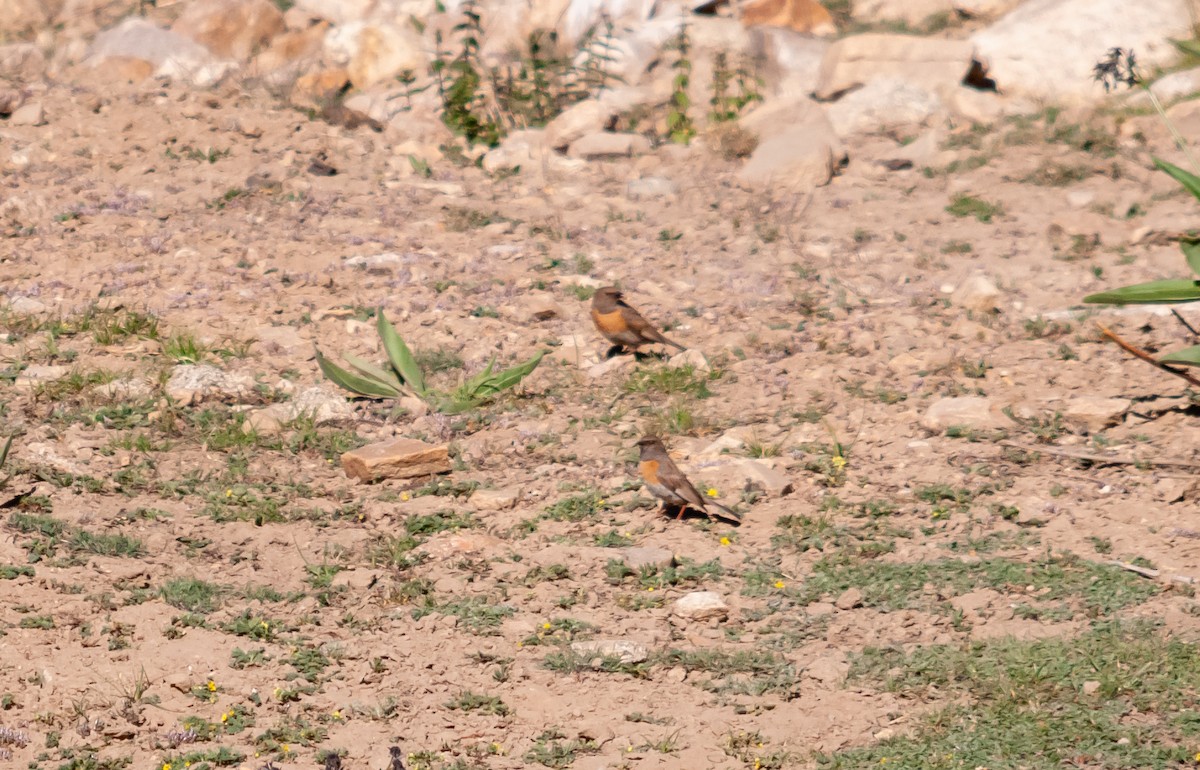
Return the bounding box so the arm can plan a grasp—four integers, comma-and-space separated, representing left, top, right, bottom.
737, 97, 843, 191
852, 0, 953, 25
749, 27, 829, 97
172, 0, 284, 62
814, 33, 973, 100
86, 18, 236, 86
971, 0, 1191, 103
294, 0, 375, 25
562, 0, 662, 43
826, 77, 942, 136
325, 20, 424, 89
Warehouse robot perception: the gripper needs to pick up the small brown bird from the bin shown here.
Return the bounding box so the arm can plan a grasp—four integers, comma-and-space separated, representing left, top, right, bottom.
637, 435, 740, 524
591, 286, 685, 358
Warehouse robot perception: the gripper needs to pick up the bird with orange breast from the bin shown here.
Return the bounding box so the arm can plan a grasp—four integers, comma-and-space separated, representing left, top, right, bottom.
590, 286, 685, 359
636, 435, 741, 525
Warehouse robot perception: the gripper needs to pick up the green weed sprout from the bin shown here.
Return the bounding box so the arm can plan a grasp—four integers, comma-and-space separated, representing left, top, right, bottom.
316, 308, 544, 414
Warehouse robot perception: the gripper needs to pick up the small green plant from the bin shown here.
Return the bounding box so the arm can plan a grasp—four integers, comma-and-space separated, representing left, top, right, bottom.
945, 195, 1002, 223
708, 51, 762, 123
316, 308, 544, 414
666, 23, 695, 144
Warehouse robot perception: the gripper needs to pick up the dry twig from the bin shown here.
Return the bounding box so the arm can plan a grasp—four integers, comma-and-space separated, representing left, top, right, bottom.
1109, 560, 1197, 586
999, 440, 1200, 470
1096, 323, 1200, 388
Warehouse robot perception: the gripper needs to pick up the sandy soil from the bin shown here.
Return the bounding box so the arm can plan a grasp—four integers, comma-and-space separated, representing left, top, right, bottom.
0, 79, 1198, 770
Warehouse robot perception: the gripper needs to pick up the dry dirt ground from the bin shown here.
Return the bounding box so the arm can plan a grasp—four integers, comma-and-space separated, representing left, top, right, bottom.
1, 79, 1200, 770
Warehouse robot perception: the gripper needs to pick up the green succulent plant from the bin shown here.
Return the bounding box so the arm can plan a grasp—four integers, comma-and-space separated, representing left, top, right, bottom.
316, 308, 544, 414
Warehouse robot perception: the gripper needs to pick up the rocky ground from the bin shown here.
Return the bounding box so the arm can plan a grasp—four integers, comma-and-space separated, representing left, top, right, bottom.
2, 60, 1200, 770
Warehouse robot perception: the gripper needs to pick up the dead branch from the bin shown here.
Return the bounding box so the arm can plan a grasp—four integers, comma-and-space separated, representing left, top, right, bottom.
999, 440, 1200, 470
1097, 323, 1200, 388
1109, 560, 1197, 586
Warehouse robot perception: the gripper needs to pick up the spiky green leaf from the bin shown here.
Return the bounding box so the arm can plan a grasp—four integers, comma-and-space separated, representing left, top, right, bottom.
0, 435, 11, 470
1153, 157, 1200, 203
376, 308, 426, 394
1170, 38, 1200, 59
1083, 279, 1200, 305
343, 352, 406, 393
473, 350, 546, 397
315, 347, 400, 398
1159, 344, 1200, 367
1182, 238, 1200, 277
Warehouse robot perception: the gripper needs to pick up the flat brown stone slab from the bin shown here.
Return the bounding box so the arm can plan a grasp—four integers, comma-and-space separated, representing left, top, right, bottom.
341, 437, 450, 482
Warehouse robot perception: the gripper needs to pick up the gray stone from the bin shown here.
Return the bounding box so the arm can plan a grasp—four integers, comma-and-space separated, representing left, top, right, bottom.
621, 546, 674, 571
673, 591, 729, 621
471, 488, 520, 511
626, 176, 678, 200
921, 396, 1006, 432
165, 364, 254, 405
345, 251, 403, 273
804, 652, 850, 686
951, 274, 1001, 313
568, 132, 651, 160
852, 0, 953, 26
289, 386, 355, 425
827, 77, 941, 136
87, 18, 236, 87
726, 458, 793, 496
570, 639, 649, 664
7, 296, 46, 313
1062, 397, 1130, 434
738, 123, 839, 190
814, 34, 974, 100
0, 42, 44, 81
14, 365, 68, 391
483, 129, 545, 173
834, 586, 863, 610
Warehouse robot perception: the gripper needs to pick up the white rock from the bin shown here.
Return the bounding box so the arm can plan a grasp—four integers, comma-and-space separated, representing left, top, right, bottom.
921, 396, 1007, 431
87, 18, 236, 87
622, 546, 674, 571
293, 0, 375, 25
851, 0, 953, 26
14, 365, 69, 391
951, 274, 1001, 313
471, 488, 520, 511
668, 347, 709, 372
627, 176, 678, 200
673, 591, 729, 621
568, 132, 651, 160
570, 639, 649, 664
7, 296, 46, 314
1061, 397, 1130, 434
827, 76, 941, 136
289, 386, 355, 425
165, 364, 254, 405
972, 0, 1191, 104
814, 34, 973, 100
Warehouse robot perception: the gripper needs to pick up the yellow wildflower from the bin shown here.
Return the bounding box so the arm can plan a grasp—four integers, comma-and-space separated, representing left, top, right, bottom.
706, 487, 719, 498
831, 455, 847, 469
542, 622, 552, 630
400, 492, 410, 501
774, 580, 785, 589
206, 680, 216, 692
720, 536, 731, 546
163, 764, 172, 770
